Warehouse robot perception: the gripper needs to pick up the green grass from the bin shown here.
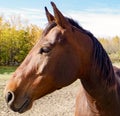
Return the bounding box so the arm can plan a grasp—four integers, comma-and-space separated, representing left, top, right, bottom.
0, 66, 17, 74
0, 66, 17, 81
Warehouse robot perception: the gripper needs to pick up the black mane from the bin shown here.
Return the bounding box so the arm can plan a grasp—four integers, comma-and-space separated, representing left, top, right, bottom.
67, 18, 115, 86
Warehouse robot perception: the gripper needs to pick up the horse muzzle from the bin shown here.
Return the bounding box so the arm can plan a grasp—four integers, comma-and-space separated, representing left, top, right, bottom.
5, 91, 32, 113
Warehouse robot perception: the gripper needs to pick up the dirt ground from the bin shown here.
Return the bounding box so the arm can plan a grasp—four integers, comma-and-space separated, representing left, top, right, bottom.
0, 79, 80, 116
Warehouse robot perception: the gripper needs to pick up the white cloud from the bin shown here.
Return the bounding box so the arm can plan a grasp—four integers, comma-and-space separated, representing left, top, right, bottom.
67, 10, 120, 37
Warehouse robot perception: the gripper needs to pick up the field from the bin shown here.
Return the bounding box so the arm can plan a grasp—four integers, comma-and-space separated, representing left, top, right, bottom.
0, 63, 120, 116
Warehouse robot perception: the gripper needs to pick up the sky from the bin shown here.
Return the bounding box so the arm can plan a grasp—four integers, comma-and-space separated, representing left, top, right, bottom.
0, 0, 120, 37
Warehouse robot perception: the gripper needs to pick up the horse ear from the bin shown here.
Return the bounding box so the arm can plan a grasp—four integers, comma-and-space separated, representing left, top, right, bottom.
45, 7, 55, 22
51, 2, 70, 29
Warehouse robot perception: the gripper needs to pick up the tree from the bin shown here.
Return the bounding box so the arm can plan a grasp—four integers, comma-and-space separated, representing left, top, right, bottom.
0, 16, 42, 65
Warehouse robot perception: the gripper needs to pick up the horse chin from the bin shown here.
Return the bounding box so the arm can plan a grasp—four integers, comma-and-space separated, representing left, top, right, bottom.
18, 100, 33, 114
10, 99, 33, 114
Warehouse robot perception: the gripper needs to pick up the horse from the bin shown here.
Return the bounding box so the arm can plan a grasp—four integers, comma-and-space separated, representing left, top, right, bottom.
4, 2, 120, 116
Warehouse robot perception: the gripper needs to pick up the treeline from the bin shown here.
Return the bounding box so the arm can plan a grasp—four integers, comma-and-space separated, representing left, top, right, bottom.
0, 16, 120, 66
0, 16, 42, 65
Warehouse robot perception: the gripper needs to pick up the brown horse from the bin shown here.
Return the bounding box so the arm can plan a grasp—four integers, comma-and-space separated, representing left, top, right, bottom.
4, 2, 120, 116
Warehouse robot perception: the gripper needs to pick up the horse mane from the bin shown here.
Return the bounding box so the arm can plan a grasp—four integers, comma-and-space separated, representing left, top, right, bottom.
44, 18, 115, 87
67, 18, 116, 87
67, 18, 115, 87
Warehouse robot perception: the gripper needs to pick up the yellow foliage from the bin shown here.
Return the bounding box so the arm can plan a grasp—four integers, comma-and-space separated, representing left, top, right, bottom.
0, 15, 43, 65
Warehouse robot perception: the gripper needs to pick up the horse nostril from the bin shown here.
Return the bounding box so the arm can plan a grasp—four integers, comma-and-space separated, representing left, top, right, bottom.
5, 91, 14, 104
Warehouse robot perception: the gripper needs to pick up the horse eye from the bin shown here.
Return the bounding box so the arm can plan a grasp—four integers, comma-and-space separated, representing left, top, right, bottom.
39, 47, 51, 54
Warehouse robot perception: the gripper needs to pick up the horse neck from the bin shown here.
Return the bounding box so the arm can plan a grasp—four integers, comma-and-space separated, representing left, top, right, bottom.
80, 38, 119, 113
81, 37, 116, 87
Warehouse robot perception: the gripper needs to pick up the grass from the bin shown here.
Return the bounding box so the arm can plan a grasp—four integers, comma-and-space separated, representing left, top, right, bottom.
0, 66, 17, 83
0, 66, 17, 74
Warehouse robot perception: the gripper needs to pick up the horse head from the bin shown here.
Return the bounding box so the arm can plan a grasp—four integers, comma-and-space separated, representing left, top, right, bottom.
4, 2, 93, 113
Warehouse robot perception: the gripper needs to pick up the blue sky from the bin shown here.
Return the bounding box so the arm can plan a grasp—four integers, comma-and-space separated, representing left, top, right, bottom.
0, 0, 120, 37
